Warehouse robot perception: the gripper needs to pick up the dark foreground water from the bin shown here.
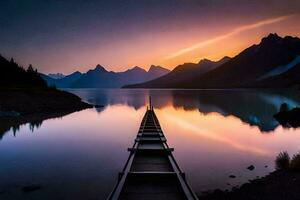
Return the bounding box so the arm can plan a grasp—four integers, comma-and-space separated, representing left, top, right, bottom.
1, 89, 300, 200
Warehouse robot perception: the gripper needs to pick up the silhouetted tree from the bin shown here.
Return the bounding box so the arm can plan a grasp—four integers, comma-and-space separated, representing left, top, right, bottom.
0, 55, 47, 89
27, 64, 35, 73
12, 125, 20, 137
275, 151, 290, 170
10, 58, 15, 64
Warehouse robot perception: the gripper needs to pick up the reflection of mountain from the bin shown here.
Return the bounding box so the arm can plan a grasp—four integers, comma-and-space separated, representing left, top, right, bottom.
4, 88, 298, 136
5, 89, 299, 136
65, 89, 172, 111
66, 89, 300, 132
171, 90, 300, 131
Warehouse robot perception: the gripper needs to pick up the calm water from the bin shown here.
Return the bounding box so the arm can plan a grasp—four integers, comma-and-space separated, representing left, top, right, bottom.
1, 89, 300, 199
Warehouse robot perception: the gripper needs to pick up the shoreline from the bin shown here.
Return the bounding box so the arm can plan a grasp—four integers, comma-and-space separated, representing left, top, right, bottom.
0, 88, 93, 137
0, 88, 92, 114
200, 170, 300, 200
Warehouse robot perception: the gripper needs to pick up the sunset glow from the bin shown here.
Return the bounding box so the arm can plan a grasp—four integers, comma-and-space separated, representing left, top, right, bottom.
1, 1, 300, 73
165, 14, 295, 60
2, 1, 300, 199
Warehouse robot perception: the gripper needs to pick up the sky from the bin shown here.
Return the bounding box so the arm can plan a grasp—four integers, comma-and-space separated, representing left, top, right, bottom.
0, 0, 300, 74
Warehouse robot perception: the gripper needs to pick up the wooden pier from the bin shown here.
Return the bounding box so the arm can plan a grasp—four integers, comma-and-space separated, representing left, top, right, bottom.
107, 101, 198, 200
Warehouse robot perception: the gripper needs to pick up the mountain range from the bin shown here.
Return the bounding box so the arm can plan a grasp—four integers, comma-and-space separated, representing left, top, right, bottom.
42, 33, 300, 89
41, 65, 170, 88
125, 33, 300, 89
123, 56, 231, 88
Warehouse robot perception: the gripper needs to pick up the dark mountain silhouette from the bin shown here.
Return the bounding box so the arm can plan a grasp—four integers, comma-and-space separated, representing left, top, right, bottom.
42, 65, 170, 88
0, 55, 47, 89
177, 33, 300, 88
71, 65, 170, 88
253, 62, 300, 88
124, 56, 230, 88
147, 65, 171, 78
125, 33, 300, 89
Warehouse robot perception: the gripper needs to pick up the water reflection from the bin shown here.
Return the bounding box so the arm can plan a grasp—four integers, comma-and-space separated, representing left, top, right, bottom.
2, 89, 300, 139
0, 107, 143, 200
1, 89, 300, 199
0, 109, 80, 139
67, 89, 300, 132
0, 118, 43, 139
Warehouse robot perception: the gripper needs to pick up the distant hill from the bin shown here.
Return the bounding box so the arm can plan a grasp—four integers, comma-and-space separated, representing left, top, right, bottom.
125, 33, 300, 89
41, 71, 82, 88
124, 56, 230, 88
177, 33, 300, 88
42, 65, 170, 88
0, 55, 47, 89
48, 73, 65, 79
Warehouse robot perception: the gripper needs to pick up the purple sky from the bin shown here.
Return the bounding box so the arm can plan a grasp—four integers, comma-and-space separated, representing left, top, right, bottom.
0, 0, 299, 74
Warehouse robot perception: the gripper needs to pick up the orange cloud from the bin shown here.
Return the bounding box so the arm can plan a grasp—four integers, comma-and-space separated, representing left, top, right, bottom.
165, 14, 294, 60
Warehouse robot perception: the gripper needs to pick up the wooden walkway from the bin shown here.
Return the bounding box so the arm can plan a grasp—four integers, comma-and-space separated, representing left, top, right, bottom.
107, 104, 198, 200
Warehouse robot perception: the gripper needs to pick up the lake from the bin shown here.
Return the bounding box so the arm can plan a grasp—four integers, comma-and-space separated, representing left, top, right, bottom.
1, 89, 300, 200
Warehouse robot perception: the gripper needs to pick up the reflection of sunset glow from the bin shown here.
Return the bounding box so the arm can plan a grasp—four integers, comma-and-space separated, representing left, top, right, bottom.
155, 106, 300, 159
2, 103, 300, 194
162, 112, 270, 155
